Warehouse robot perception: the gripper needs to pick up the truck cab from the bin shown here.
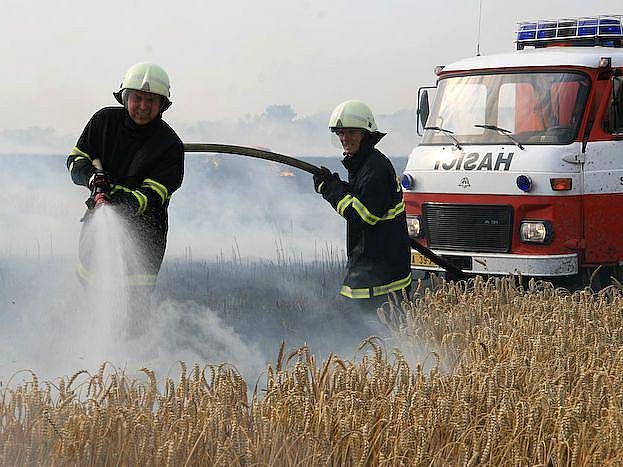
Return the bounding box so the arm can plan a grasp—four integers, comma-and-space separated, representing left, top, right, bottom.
403, 16, 623, 283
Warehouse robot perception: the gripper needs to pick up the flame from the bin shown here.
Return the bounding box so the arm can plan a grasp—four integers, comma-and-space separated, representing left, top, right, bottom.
279, 170, 295, 177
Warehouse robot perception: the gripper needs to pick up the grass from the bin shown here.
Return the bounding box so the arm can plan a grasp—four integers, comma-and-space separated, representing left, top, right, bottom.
3, 275, 623, 465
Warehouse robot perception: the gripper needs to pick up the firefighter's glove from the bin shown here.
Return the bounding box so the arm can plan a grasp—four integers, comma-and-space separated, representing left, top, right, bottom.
108, 189, 140, 217
313, 166, 334, 194
88, 171, 113, 192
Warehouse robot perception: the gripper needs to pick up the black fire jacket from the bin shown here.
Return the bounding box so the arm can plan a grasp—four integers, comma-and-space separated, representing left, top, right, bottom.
320, 143, 411, 299
66, 107, 184, 279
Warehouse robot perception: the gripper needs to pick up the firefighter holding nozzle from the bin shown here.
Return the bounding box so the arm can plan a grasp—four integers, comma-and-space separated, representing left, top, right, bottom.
66, 63, 184, 307
313, 100, 412, 310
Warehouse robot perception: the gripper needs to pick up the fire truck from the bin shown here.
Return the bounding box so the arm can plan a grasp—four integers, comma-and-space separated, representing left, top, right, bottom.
403, 15, 623, 284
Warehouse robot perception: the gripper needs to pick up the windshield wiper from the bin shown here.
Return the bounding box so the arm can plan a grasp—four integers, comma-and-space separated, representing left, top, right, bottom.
474, 124, 525, 150
424, 126, 462, 150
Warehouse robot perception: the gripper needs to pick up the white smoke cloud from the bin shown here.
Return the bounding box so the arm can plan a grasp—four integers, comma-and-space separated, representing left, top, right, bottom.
0, 137, 419, 385
0, 105, 419, 157
0, 153, 346, 382
180, 104, 419, 157
0, 255, 266, 381
0, 127, 73, 156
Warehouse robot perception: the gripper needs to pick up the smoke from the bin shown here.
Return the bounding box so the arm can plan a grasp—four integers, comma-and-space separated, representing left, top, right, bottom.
0, 104, 419, 158
167, 155, 345, 260
0, 200, 268, 381
0, 150, 420, 385
0, 127, 73, 156
179, 104, 419, 157
0, 256, 266, 381
0, 155, 83, 258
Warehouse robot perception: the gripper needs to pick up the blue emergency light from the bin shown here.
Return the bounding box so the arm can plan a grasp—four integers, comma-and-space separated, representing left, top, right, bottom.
579, 19, 597, 36
516, 15, 623, 49
516, 175, 532, 192
401, 173, 415, 191
600, 18, 623, 35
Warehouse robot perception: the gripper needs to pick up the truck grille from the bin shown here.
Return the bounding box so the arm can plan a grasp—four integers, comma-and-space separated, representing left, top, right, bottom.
423, 203, 513, 253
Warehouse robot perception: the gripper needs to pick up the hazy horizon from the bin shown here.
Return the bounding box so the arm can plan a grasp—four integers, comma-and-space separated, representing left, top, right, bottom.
3, 0, 621, 155
0, 104, 419, 157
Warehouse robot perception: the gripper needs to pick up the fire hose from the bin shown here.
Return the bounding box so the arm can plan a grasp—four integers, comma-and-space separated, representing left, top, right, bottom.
183, 143, 468, 280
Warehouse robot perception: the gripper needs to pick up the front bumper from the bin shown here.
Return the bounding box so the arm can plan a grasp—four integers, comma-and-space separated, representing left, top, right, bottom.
411, 250, 578, 276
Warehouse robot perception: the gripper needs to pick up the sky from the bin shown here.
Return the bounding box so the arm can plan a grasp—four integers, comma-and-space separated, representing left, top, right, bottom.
1, 0, 622, 149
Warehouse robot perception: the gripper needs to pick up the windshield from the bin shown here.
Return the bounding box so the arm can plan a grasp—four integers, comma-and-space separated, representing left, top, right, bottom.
422, 72, 590, 146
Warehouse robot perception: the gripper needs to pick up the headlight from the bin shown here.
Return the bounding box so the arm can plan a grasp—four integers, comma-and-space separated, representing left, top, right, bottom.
407, 215, 423, 238
519, 220, 553, 244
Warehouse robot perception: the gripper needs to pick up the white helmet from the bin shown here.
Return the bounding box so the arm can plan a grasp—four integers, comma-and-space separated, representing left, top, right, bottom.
113, 62, 172, 111
328, 100, 378, 133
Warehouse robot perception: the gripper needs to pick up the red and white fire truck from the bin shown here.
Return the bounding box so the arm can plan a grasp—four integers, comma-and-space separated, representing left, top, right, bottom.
403, 16, 623, 284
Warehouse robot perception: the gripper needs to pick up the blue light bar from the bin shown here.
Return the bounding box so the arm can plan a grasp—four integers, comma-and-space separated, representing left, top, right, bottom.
516, 15, 623, 49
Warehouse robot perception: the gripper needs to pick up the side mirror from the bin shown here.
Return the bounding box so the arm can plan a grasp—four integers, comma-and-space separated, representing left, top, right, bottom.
416, 86, 435, 136
419, 91, 430, 128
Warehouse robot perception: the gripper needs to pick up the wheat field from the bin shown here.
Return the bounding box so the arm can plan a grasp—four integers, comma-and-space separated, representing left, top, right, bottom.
2, 276, 623, 466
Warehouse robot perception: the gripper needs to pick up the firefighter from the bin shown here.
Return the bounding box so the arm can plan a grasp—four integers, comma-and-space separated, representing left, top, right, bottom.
66, 62, 184, 307
313, 100, 412, 311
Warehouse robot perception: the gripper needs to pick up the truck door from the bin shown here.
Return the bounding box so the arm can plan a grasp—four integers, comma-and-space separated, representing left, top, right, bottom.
583, 74, 623, 265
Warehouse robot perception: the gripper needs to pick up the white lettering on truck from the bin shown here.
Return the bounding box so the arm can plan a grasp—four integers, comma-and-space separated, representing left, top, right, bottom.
434, 152, 514, 171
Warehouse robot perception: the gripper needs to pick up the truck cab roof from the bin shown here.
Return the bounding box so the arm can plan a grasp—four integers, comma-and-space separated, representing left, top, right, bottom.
442, 46, 623, 73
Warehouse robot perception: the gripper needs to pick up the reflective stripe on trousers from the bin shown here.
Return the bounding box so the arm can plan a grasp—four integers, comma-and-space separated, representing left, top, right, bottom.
76, 261, 157, 287
340, 273, 412, 299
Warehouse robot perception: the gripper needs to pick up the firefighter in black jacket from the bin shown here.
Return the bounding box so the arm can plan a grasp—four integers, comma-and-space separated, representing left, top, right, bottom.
66, 62, 184, 298
313, 100, 411, 307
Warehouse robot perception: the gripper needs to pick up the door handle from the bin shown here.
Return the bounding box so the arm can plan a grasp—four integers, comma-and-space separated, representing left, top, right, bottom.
562, 153, 585, 164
